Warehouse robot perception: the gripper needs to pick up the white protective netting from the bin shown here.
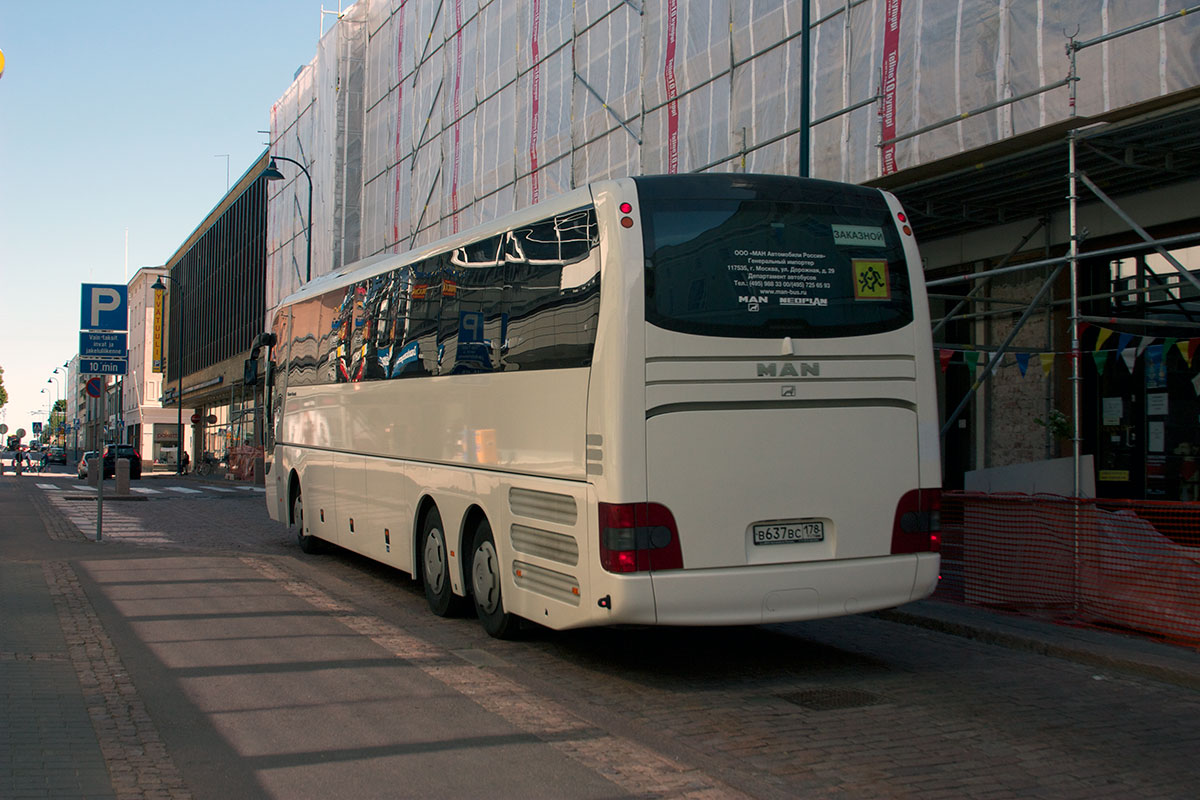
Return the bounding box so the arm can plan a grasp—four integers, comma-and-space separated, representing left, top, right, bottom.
265, 0, 1200, 311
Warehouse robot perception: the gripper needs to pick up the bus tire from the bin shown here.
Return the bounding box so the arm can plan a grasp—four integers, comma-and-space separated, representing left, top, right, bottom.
293, 487, 322, 554
421, 509, 465, 617
470, 520, 518, 639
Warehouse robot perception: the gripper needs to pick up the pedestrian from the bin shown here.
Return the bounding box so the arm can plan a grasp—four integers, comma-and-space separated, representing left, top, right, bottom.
181, 450, 190, 474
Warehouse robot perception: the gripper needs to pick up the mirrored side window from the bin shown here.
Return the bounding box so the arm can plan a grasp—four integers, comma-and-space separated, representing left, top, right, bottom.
504, 208, 600, 371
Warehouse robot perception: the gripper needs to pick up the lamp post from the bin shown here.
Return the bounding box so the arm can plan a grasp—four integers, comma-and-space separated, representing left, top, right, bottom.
151, 273, 186, 474
47, 376, 61, 447
262, 156, 313, 283
40, 388, 51, 446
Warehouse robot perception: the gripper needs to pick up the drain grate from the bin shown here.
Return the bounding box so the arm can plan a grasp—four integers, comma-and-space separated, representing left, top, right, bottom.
777, 688, 884, 711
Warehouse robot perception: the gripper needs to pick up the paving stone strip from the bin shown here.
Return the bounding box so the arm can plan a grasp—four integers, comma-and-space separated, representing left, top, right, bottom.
30, 487, 87, 542
243, 555, 745, 800
43, 560, 193, 800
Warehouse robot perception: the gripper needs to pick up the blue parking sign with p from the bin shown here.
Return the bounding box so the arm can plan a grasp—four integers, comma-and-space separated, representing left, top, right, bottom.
81, 284, 128, 331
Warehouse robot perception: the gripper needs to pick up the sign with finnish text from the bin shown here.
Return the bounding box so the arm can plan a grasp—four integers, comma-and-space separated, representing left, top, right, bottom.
80, 331, 128, 359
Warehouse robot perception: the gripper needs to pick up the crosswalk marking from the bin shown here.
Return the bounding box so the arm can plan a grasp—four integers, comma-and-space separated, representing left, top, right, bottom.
32, 481, 264, 496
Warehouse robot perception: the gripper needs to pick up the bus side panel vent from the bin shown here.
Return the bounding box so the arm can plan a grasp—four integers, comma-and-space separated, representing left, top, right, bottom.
509, 487, 579, 526
511, 524, 580, 566
512, 561, 581, 607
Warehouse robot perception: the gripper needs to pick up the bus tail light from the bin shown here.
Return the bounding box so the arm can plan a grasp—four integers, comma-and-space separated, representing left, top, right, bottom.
598, 502, 683, 573
619, 201, 635, 228
891, 489, 941, 553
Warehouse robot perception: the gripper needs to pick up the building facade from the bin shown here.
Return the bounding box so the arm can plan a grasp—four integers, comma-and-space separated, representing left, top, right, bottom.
158, 153, 270, 476
262, 0, 1199, 499
122, 266, 177, 465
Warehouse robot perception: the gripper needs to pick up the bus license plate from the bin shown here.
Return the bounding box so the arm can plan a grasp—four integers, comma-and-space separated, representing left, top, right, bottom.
752, 521, 824, 545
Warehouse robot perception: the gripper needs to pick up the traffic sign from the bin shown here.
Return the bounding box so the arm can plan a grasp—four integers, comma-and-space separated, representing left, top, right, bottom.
80, 284, 128, 332
80, 331, 128, 359
86, 377, 104, 397
82, 358, 127, 376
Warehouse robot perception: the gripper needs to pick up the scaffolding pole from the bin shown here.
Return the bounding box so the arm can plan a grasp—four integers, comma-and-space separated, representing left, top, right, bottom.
940, 264, 1065, 437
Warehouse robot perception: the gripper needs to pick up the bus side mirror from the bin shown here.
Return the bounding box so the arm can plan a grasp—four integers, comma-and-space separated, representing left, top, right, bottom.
245, 332, 278, 387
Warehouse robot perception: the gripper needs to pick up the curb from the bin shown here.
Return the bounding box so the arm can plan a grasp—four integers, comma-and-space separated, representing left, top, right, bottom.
61, 494, 148, 502
875, 603, 1200, 691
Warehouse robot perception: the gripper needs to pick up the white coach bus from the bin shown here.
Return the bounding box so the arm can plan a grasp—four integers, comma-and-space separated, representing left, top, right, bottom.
260, 174, 941, 637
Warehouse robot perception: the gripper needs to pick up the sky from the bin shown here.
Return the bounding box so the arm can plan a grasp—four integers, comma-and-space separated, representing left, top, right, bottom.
0, 1, 339, 437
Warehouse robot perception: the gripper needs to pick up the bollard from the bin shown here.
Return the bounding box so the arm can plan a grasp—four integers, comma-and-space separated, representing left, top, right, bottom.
115, 458, 130, 495
87, 457, 101, 488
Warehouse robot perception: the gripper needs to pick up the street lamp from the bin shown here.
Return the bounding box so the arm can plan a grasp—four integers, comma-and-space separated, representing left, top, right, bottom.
53, 364, 68, 447
46, 376, 60, 445
262, 156, 313, 283
151, 273, 186, 474
40, 388, 50, 445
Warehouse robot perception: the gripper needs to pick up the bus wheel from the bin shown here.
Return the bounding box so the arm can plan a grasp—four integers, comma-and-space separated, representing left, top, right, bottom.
470, 521, 518, 639
421, 509, 465, 616
293, 488, 321, 554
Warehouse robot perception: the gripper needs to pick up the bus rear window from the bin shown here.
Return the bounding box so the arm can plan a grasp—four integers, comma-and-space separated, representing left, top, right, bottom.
636, 175, 914, 339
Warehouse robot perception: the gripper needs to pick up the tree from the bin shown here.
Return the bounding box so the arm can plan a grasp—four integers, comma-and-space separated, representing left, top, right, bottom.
0, 365, 7, 412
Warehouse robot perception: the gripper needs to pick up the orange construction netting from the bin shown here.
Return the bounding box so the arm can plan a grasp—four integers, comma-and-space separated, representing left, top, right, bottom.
936, 492, 1200, 647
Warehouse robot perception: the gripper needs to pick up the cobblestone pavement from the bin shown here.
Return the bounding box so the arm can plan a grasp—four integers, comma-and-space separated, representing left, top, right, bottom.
9, 474, 1200, 798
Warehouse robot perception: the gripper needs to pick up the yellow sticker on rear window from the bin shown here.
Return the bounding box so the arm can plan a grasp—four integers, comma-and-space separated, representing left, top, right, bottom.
853, 259, 891, 300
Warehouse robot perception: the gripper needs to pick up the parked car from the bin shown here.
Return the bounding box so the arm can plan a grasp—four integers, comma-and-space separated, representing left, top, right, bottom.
102, 444, 142, 479
47, 447, 66, 465
77, 451, 99, 479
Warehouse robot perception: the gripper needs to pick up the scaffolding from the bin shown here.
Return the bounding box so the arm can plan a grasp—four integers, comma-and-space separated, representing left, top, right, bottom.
905, 6, 1200, 497
264, 1, 1200, 498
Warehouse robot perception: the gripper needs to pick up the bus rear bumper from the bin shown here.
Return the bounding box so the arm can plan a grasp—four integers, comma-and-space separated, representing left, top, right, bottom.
648, 553, 940, 626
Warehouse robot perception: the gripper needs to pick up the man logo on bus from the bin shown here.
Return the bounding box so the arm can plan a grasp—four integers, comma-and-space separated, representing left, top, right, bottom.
740, 295, 768, 312
757, 362, 820, 378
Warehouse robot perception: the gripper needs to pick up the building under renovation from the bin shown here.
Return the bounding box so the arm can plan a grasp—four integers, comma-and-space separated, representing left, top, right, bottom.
265, 0, 1200, 501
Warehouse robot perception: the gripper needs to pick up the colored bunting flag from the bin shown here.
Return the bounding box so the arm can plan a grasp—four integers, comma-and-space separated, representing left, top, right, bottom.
1178, 340, 1192, 367
965, 351, 980, 378
1015, 353, 1030, 377
1093, 350, 1108, 375
1095, 328, 1113, 351
1040, 353, 1055, 375
1122, 346, 1137, 373
939, 349, 953, 373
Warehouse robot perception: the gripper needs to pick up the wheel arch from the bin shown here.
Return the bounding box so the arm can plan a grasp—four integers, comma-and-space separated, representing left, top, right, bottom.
457, 504, 491, 596
412, 494, 441, 582
287, 469, 302, 525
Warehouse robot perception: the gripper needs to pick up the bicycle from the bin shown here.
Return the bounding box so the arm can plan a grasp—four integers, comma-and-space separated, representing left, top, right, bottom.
195, 452, 221, 477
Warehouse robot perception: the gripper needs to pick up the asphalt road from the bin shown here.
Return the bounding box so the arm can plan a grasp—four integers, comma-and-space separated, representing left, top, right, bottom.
3, 471, 1198, 798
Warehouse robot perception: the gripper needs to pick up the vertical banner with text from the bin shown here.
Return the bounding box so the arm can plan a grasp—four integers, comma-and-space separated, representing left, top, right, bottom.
879, 0, 903, 175
152, 285, 164, 373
